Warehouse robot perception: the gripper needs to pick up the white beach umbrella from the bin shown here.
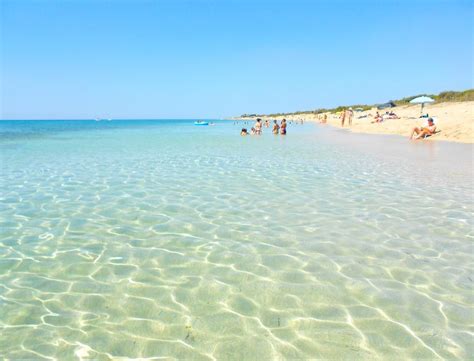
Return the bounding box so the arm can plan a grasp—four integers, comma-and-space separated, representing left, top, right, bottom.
410, 96, 435, 113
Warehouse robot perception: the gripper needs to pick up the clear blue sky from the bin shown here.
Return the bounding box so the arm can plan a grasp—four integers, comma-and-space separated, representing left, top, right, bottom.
1, 0, 472, 119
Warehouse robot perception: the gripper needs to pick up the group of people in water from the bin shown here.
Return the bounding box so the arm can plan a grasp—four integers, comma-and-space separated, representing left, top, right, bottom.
236, 111, 438, 141
240, 118, 288, 136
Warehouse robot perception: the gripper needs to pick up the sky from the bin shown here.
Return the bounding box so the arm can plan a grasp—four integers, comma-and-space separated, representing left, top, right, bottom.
0, 0, 472, 119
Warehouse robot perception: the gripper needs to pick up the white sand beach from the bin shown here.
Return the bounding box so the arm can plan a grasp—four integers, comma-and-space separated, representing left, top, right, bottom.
239, 101, 474, 143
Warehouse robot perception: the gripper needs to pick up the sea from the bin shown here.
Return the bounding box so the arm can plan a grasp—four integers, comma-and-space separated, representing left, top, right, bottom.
1, 119, 472, 360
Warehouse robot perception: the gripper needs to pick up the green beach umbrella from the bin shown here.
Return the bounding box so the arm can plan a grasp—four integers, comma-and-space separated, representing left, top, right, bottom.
410, 96, 435, 113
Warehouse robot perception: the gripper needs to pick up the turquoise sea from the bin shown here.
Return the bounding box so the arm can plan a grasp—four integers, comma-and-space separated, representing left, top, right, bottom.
1, 120, 473, 360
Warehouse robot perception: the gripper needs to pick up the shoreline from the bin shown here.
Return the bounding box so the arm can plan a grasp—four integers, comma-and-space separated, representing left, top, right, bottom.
235, 101, 474, 144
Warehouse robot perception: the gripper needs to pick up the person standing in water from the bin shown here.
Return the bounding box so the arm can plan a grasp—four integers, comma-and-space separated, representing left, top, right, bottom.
280, 119, 287, 135
272, 120, 280, 134
254, 119, 263, 135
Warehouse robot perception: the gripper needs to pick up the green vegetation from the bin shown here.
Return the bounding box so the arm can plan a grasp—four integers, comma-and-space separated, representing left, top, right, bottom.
395, 89, 474, 105
241, 89, 473, 118
436, 89, 474, 102
394, 94, 436, 105
261, 104, 372, 117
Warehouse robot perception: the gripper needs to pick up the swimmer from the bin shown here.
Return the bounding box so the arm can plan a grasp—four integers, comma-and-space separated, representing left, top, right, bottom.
280, 119, 287, 135
272, 120, 280, 135
254, 119, 263, 135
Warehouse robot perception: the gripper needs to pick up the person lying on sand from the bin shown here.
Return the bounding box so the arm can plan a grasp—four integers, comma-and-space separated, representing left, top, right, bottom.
383, 111, 400, 120
409, 118, 436, 140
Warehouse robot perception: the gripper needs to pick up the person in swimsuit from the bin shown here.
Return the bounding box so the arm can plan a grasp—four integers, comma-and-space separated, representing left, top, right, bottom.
254, 119, 263, 135
410, 118, 437, 140
371, 111, 382, 123
340, 109, 346, 127
347, 108, 354, 126
240, 128, 248, 136
280, 119, 287, 135
272, 120, 280, 134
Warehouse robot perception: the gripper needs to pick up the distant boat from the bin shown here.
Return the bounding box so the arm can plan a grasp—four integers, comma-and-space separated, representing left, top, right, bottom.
194, 121, 209, 126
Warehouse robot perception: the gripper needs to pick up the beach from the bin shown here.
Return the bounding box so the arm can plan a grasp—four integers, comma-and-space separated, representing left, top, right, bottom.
2, 0, 473, 358
238, 101, 474, 143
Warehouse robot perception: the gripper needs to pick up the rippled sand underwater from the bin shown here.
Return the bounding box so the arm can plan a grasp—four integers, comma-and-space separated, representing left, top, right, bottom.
1, 120, 473, 360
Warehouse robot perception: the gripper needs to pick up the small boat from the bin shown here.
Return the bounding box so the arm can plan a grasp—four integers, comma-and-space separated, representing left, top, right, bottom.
194, 121, 209, 126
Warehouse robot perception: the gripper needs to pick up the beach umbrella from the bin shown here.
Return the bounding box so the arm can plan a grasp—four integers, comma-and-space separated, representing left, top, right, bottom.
410, 96, 435, 113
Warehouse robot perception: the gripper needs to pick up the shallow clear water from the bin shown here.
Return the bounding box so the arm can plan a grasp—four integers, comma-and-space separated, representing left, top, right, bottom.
1, 120, 473, 360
